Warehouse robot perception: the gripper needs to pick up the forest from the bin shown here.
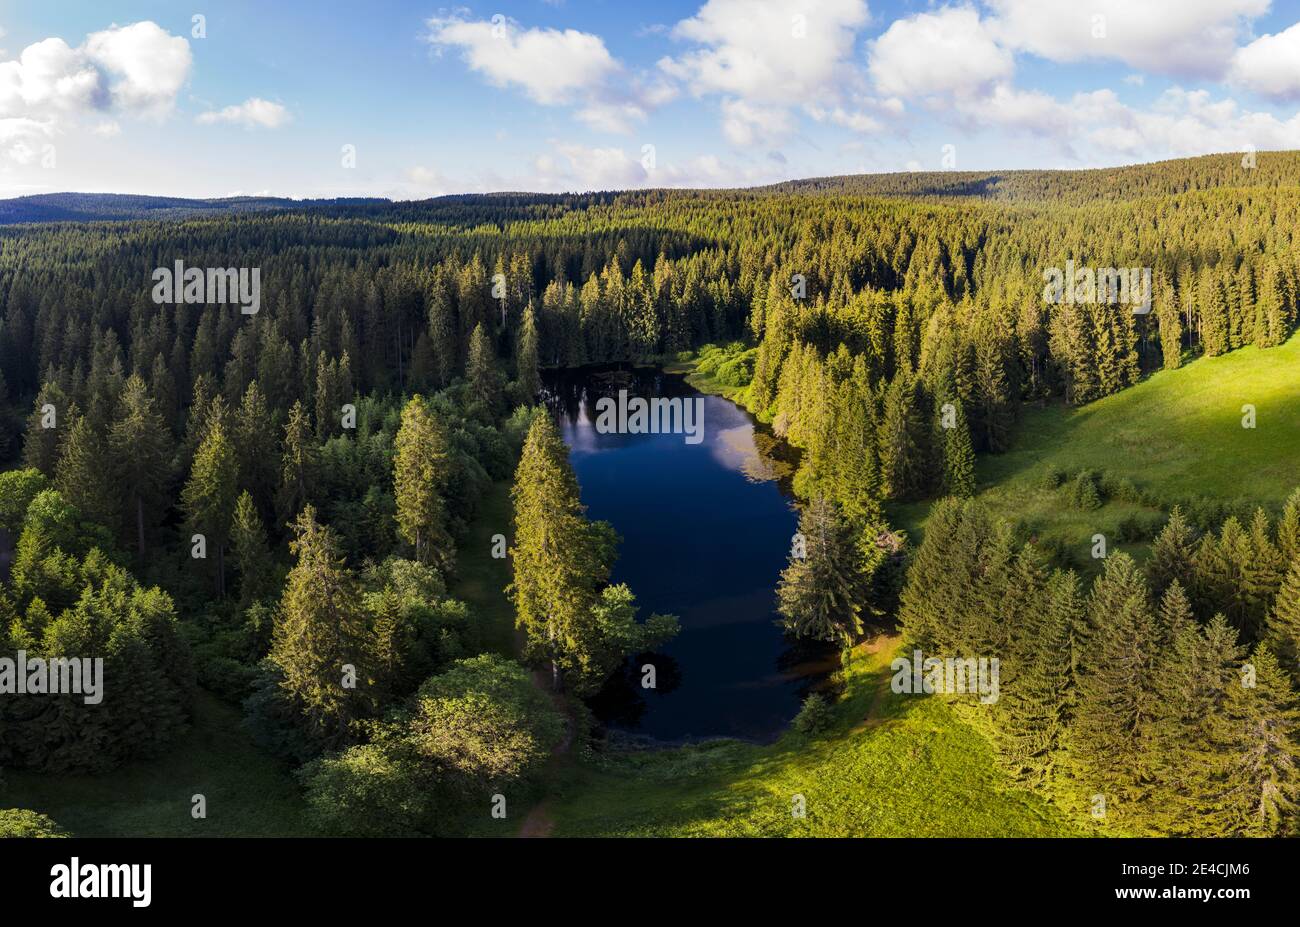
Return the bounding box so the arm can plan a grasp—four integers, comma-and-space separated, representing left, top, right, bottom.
1, 151, 1299, 838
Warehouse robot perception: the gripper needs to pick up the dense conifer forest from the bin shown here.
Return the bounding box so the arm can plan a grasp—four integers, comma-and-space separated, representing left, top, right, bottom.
2, 151, 1299, 837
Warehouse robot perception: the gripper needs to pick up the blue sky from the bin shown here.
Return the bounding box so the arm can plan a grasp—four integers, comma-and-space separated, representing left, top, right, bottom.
1, 0, 1298, 198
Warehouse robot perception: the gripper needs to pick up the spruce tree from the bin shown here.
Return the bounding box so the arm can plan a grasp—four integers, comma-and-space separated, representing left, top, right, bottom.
508, 413, 607, 689
1147, 611, 1240, 835
939, 394, 976, 497
1146, 506, 1198, 600
999, 568, 1077, 788
1245, 508, 1284, 637
234, 381, 278, 518
1266, 559, 1300, 682
109, 373, 172, 558
1200, 646, 1300, 835
393, 395, 453, 571
22, 382, 66, 476
466, 322, 502, 414
55, 414, 117, 530
1067, 553, 1163, 829
898, 496, 965, 648
878, 369, 925, 499
1276, 488, 1300, 567
277, 400, 317, 526
515, 303, 542, 400
231, 490, 273, 606
182, 420, 239, 597
270, 506, 374, 746
776, 497, 867, 649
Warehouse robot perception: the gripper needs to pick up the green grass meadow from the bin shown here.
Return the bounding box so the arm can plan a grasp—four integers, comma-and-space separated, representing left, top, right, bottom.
891, 334, 1300, 572
531, 638, 1083, 837
3, 692, 309, 837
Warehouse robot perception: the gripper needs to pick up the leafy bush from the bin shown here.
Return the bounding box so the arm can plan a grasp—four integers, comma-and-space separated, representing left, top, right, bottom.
299, 654, 563, 835
0, 809, 68, 838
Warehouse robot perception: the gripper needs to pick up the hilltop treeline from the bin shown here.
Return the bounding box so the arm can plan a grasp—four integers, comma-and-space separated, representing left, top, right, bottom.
767, 151, 1300, 204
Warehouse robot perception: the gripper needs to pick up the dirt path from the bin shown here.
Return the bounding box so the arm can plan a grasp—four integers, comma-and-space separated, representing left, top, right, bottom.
518, 668, 575, 838
518, 801, 556, 837
849, 634, 898, 735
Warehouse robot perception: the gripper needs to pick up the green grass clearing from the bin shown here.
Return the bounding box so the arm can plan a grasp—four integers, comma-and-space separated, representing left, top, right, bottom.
893, 334, 1300, 574
531, 637, 1084, 837
3, 691, 309, 837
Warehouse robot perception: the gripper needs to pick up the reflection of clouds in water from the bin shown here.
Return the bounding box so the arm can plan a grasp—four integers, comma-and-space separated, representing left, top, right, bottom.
709, 423, 778, 482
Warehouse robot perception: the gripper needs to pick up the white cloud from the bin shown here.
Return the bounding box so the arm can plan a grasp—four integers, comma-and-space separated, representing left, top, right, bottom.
576, 102, 648, 134
960, 84, 1069, 136
0, 22, 191, 122
525, 141, 788, 192
985, 0, 1268, 79
659, 0, 870, 145
6, 140, 37, 164
0, 22, 189, 168
82, 21, 191, 114
720, 98, 793, 146
426, 14, 620, 106
0, 115, 54, 166
541, 142, 650, 190
1229, 21, 1300, 101
661, 0, 869, 105
425, 13, 663, 134
944, 81, 1300, 165
861, 2, 1299, 167
197, 97, 290, 128
806, 104, 882, 133
0, 115, 54, 142
400, 165, 453, 198
867, 6, 1014, 100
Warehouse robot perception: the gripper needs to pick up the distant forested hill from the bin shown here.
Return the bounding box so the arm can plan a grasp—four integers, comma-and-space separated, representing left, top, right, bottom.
762, 151, 1300, 204
6, 150, 1298, 227
0, 192, 387, 224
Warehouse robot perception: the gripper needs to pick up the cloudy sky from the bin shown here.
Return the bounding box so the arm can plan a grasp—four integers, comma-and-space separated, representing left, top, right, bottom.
1, 0, 1299, 198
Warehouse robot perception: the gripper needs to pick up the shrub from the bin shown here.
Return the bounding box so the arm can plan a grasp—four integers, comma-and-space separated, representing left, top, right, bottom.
794, 692, 834, 735
1065, 470, 1103, 511
1039, 468, 1066, 490
0, 809, 68, 838
299, 654, 564, 835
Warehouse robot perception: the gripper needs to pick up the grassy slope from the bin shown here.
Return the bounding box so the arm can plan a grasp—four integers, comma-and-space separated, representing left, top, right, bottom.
540, 638, 1082, 837
890, 334, 1300, 569
3, 692, 309, 836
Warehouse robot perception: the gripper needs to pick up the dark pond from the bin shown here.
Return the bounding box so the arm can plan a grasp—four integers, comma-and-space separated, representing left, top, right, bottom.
543, 365, 837, 743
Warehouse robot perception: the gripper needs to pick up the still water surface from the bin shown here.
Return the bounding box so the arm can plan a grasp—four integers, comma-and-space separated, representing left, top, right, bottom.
544, 366, 835, 743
